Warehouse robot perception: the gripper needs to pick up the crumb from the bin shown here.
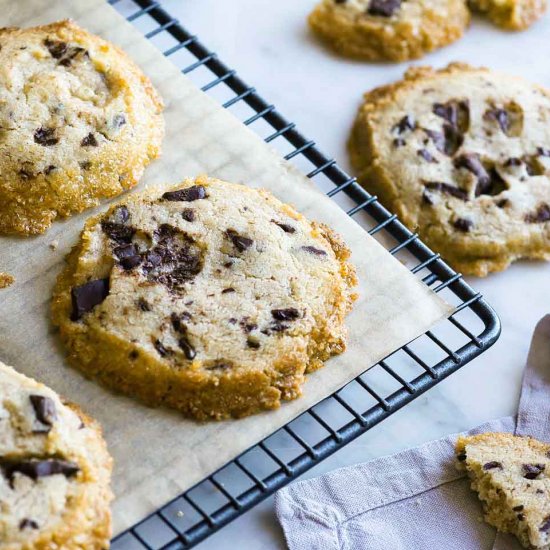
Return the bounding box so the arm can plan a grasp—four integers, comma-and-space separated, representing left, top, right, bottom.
0, 272, 14, 289
49, 240, 59, 250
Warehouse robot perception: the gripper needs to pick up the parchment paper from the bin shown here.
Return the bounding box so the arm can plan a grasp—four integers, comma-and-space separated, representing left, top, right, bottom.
0, 0, 452, 533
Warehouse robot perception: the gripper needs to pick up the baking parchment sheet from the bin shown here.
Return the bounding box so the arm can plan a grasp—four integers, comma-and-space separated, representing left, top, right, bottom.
0, 0, 452, 533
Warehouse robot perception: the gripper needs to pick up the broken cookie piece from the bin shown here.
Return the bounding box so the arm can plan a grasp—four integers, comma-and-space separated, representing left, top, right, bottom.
469, 0, 547, 30
456, 432, 550, 549
51, 176, 358, 421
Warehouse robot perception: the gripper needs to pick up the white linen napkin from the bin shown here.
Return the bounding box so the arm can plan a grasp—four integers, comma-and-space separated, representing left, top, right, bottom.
275, 315, 550, 550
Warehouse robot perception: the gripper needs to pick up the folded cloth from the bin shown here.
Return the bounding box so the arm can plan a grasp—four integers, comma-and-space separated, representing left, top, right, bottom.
275, 315, 550, 550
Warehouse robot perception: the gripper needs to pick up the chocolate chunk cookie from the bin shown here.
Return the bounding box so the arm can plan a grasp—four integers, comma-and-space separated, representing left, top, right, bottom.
469, 0, 547, 30
349, 63, 550, 276
456, 433, 550, 549
308, 0, 470, 62
0, 361, 113, 549
51, 176, 358, 420
0, 20, 164, 235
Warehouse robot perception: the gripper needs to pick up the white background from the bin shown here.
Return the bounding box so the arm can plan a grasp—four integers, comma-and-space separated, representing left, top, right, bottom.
155, 2, 550, 547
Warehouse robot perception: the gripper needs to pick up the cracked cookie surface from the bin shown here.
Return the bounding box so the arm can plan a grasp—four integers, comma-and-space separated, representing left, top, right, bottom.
0, 19, 164, 235
51, 176, 358, 421
349, 63, 550, 276
308, 0, 470, 62
0, 361, 113, 549
456, 433, 550, 549
469, 0, 547, 30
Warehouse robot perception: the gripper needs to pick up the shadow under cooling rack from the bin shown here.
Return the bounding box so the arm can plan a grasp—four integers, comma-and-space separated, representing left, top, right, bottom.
107, 0, 501, 548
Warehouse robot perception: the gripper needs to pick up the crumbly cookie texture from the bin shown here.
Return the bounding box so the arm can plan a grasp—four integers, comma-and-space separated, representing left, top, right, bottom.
349, 63, 550, 277
308, 0, 470, 62
0, 19, 164, 236
456, 433, 550, 549
469, 0, 547, 30
0, 273, 14, 289
0, 361, 113, 550
51, 176, 358, 421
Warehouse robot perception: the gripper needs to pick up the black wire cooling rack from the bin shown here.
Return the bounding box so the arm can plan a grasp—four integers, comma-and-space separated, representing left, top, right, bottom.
109, 1, 501, 548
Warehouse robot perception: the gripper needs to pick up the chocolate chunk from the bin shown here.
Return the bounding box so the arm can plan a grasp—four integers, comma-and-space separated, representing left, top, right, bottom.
1, 458, 80, 481
424, 182, 468, 201
454, 153, 490, 187
417, 149, 437, 163
301, 245, 328, 256
19, 519, 39, 530
58, 46, 87, 67
541, 517, 550, 532
271, 308, 300, 321
367, 0, 402, 17
162, 185, 206, 202
513, 505, 524, 512
269, 322, 289, 333
525, 204, 550, 224
226, 229, 253, 252
29, 395, 57, 432
483, 461, 502, 470
433, 100, 470, 132
154, 340, 170, 357
224, 261, 233, 268
222, 288, 235, 294
456, 452, 467, 462
523, 463, 545, 479
113, 206, 130, 224
79, 161, 92, 171
44, 38, 67, 59
537, 147, 550, 157
71, 279, 109, 321
178, 334, 196, 360
34, 127, 58, 146
453, 218, 474, 232
517, 513, 525, 521
272, 220, 296, 233
496, 198, 511, 208
537, 489, 545, 494
484, 106, 523, 137
393, 138, 406, 148
505, 158, 522, 167
120, 254, 142, 270
484, 108, 508, 133
101, 221, 135, 244
113, 244, 141, 270
392, 114, 414, 134
424, 125, 463, 156
182, 209, 196, 222
81, 133, 98, 147
247, 337, 260, 349
335, 0, 347, 3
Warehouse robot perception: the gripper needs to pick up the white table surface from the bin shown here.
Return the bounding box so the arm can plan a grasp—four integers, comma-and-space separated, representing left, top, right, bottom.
154, 1, 550, 548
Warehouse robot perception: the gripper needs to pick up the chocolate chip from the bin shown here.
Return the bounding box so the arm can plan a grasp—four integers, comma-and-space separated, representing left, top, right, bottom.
483, 461, 502, 470
393, 115, 414, 134
417, 149, 437, 163
367, 0, 402, 17
335, 0, 347, 3
178, 335, 196, 360
523, 463, 545, 479
268, 322, 289, 333
206, 363, 231, 372
81, 133, 98, 147
525, 204, 550, 224
433, 100, 470, 132
456, 452, 467, 462
58, 46, 87, 67
454, 153, 490, 190
19, 519, 39, 530
154, 340, 170, 357
537, 147, 550, 157
71, 279, 109, 321
44, 165, 57, 175
513, 505, 524, 512
505, 158, 523, 167
120, 254, 142, 270
301, 245, 327, 256
44, 38, 67, 59
101, 221, 135, 244
453, 218, 474, 232
137, 299, 151, 312
484, 108, 509, 134
496, 198, 511, 208
517, 513, 525, 521
129, 350, 139, 360
1, 459, 80, 481
114, 243, 137, 260
272, 220, 296, 233
424, 182, 468, 201
537, 489, 545, 494
162, 185, 206, 202
226, 229, 253, 252
247, 337, 260, 349
34, 127, 58, 146
222, 288, 235, 294
541, 516, 550, 532
170, 312, 186, 334
29, 395, 57, 433
182, 209, 196, 222
424, 125, 463, 156
271, 308, 300, 321
393, 138, 406, 148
